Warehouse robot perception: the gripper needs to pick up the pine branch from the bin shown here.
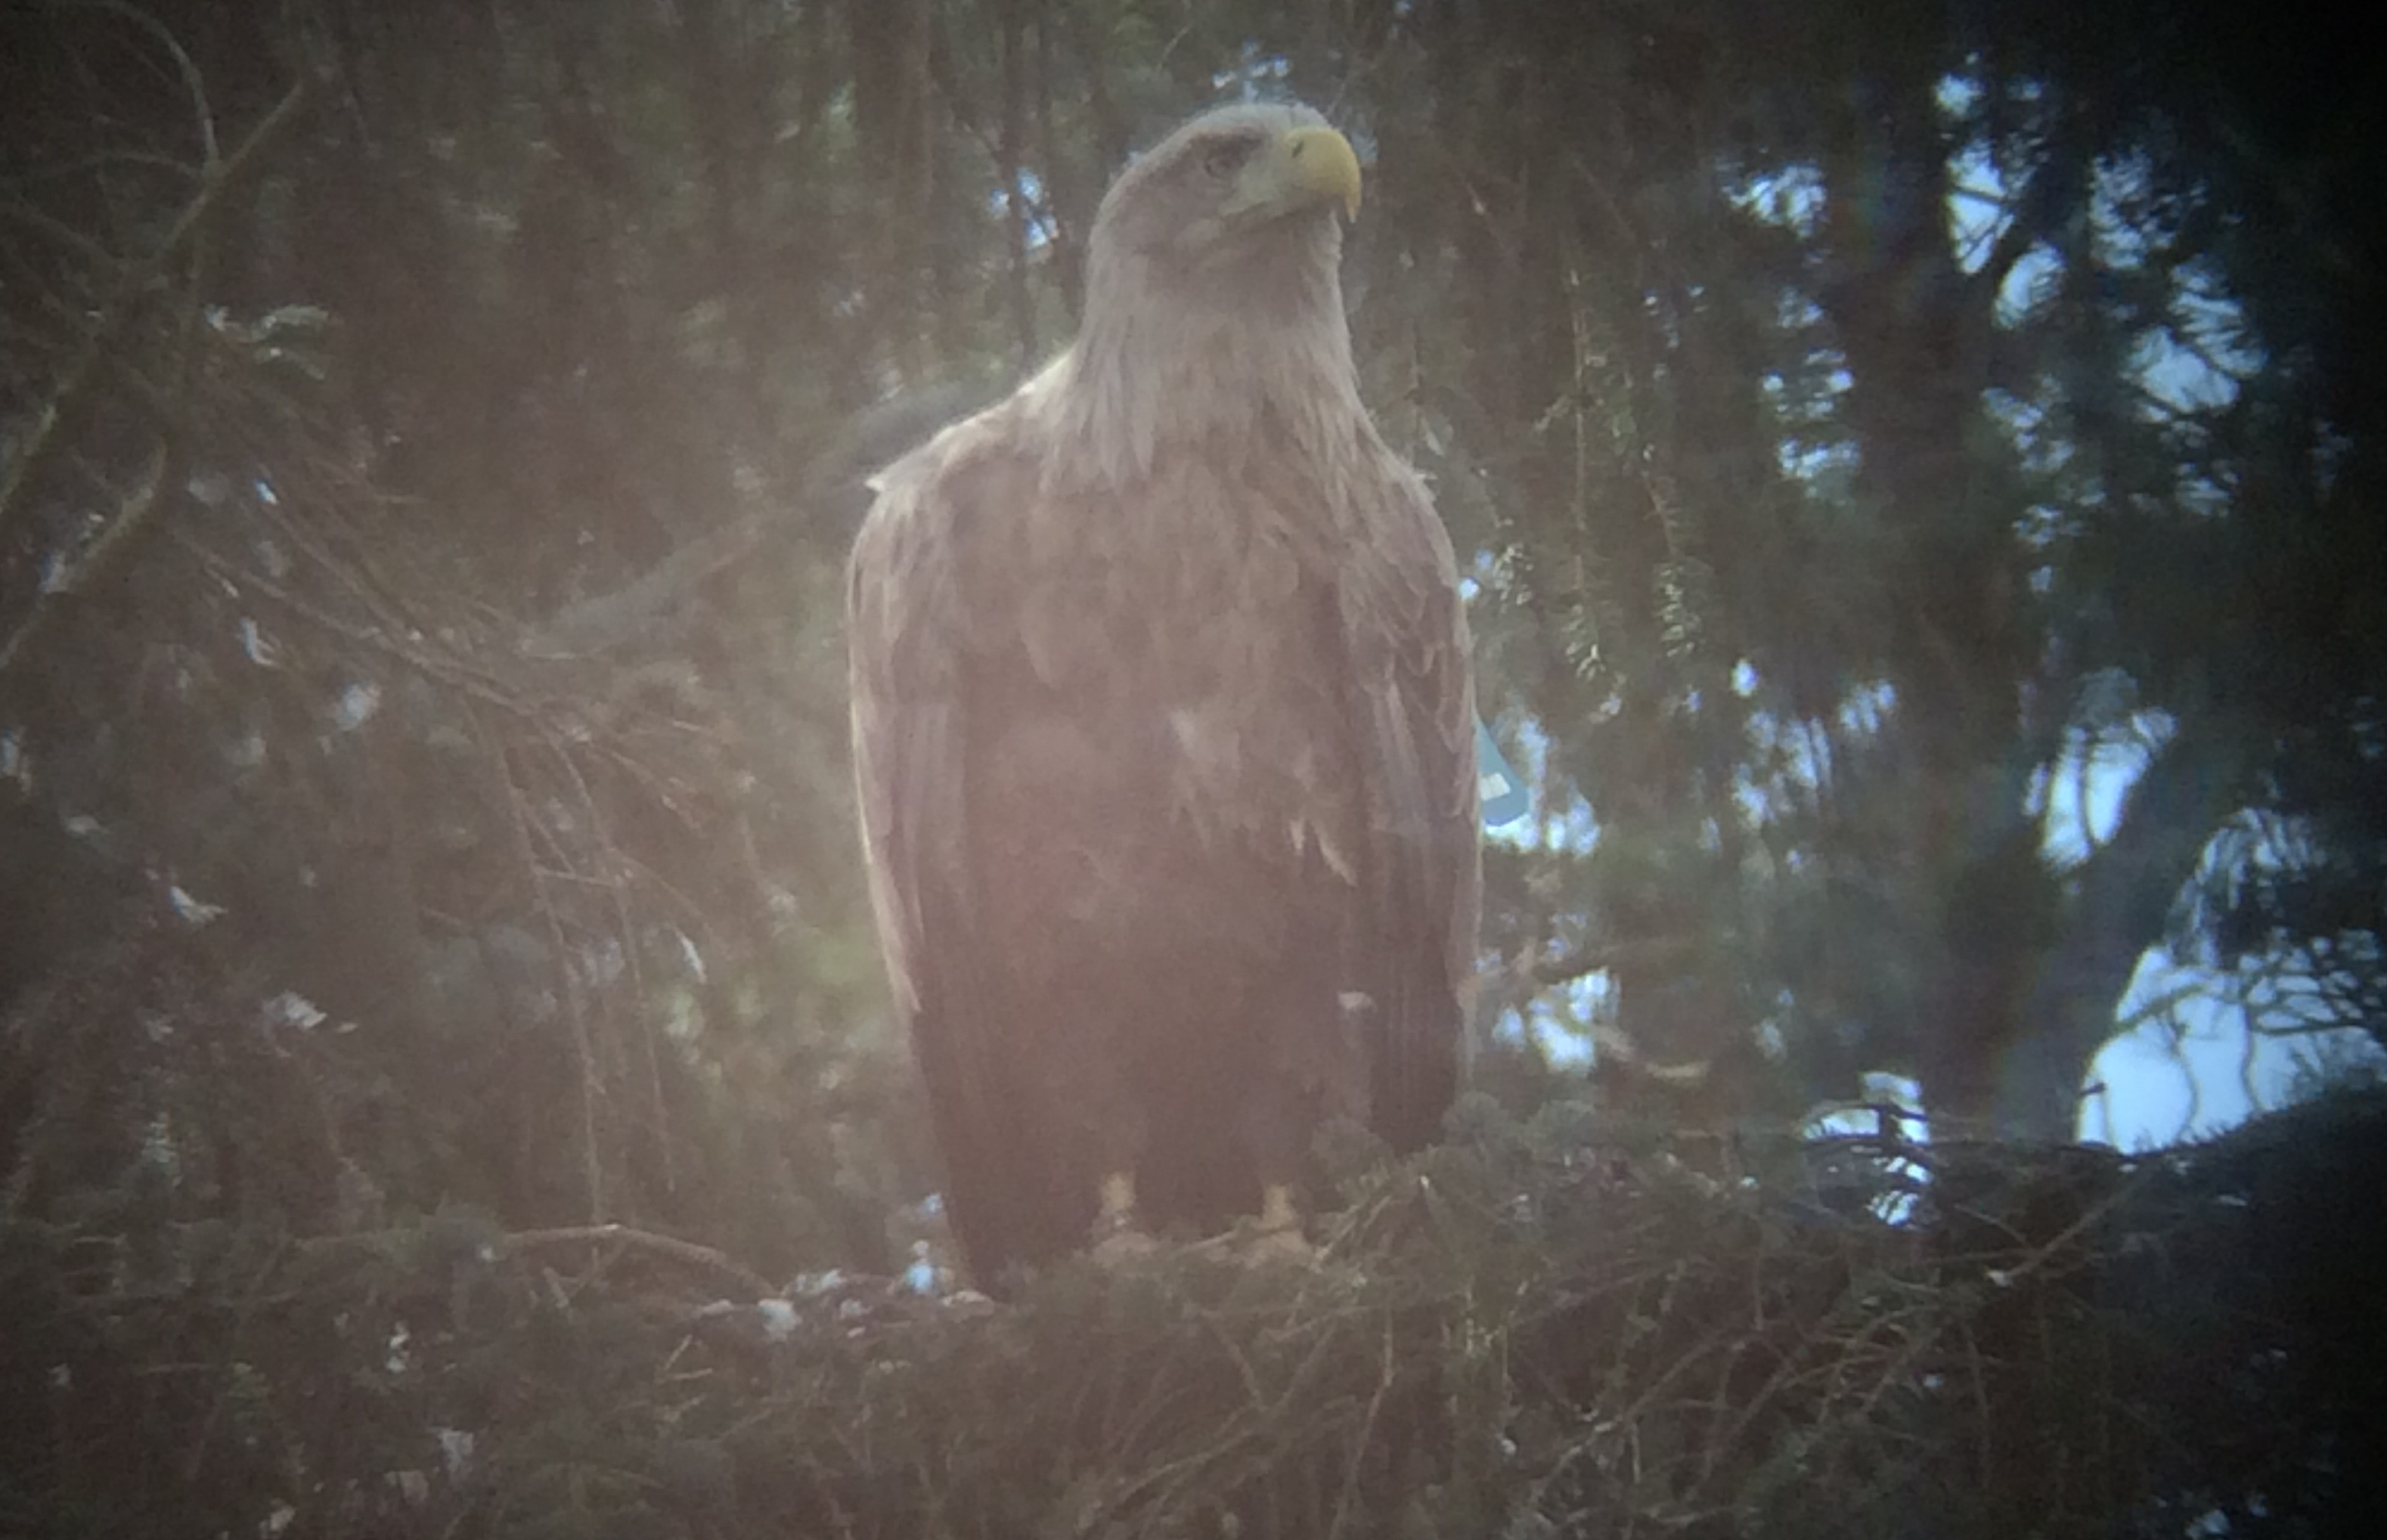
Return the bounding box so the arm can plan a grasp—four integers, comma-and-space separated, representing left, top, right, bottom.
0, 72, 313, 683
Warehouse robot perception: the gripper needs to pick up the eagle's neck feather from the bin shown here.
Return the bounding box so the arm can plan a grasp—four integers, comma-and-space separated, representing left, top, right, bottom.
1048, 237, 1369, 493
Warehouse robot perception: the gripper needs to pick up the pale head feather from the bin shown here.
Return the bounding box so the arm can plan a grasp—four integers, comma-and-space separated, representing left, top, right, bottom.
1039, 102, 1373, 494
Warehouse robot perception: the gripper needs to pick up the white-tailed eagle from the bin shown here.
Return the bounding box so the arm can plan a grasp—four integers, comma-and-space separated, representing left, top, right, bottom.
848, 101, 1479, 1289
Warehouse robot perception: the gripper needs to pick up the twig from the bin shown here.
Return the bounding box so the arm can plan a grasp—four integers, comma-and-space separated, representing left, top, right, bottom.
0, 438, 169, 678
476, 702, 609, 1224
0, 73, 310, 549
57, 0, 221, 165
504, 1222, 774, 1299
1325, 1316, 1399, 1540
164, 526, 526, 711
178, 1235, 294, 1483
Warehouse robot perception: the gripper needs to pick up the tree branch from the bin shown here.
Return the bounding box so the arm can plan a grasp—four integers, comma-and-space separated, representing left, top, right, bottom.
0, 72, 310, 553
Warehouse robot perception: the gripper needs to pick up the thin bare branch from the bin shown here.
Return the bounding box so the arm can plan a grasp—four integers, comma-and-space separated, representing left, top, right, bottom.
0, 71, 308, 556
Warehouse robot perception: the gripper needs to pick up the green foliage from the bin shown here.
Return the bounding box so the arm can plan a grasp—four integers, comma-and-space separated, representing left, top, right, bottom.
2, 0, 2385, 1524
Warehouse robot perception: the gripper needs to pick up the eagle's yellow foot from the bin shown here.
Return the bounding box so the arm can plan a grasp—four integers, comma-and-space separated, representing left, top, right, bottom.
1245, 1182, 1316, 1261
1092, 1226, 1161, 1265
1090, 1171, 1159, 1265
1233, 1222, 1316, 1264
1198, 1183, 1316, 1265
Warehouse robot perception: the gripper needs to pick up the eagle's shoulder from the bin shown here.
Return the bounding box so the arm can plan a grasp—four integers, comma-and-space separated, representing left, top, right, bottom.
848, 373, 1061, 658
861, 361, 1069, 528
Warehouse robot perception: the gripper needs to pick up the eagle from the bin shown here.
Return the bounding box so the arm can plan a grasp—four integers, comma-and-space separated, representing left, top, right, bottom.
847, 101, 1480, 1290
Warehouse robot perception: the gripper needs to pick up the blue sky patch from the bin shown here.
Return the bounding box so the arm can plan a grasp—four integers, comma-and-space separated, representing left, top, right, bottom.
1477, 718, 1530, 829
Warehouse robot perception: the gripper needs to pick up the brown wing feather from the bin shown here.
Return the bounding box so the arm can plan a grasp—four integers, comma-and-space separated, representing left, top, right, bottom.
848, 409, 1062, 1283
1338, 457, 1481, 1147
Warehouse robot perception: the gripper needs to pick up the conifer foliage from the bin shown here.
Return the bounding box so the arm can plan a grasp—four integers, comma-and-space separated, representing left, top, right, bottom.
2, 1, 2381, 1532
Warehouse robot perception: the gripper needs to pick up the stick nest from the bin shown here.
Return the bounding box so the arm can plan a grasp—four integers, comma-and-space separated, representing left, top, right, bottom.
7, 1089, 2384, 1538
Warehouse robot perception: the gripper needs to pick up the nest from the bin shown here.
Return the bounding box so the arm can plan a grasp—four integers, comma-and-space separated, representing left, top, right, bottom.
6, 1089, 2383, 1538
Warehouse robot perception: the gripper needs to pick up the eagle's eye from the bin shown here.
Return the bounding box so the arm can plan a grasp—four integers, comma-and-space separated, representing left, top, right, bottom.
1198, 138, 1254, 181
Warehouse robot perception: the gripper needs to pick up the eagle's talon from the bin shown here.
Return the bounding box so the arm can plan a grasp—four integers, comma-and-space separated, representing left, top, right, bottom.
1088, 1170, 1156, 1264
1238, 1222, 1317, 1265
1186, 1219, 1316, 1266
1184, 1183, 1317, 1266
1090, 1225, 1161, 1266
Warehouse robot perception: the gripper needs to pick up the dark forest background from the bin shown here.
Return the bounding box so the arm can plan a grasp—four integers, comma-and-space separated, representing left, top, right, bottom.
2, 4, 2385, 1529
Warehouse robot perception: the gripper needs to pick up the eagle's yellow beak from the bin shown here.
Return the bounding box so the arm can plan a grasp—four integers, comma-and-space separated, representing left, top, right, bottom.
1234, 125, 1364, 222
1279, 125, 1363, 219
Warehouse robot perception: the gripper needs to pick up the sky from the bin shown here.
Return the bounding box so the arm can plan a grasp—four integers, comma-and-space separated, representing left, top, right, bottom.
1490, 725, 2373, 1153
2083, 959, 2323, 1148
1473, 82, 2379, 1154
1482, 114, 2376, 1144
2051, 764, 2376, 1148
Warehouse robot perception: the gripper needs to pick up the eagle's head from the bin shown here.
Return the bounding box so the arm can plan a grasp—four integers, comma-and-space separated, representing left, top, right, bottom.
1057, 101, 1371, 485
1090, 102, 1362, 283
